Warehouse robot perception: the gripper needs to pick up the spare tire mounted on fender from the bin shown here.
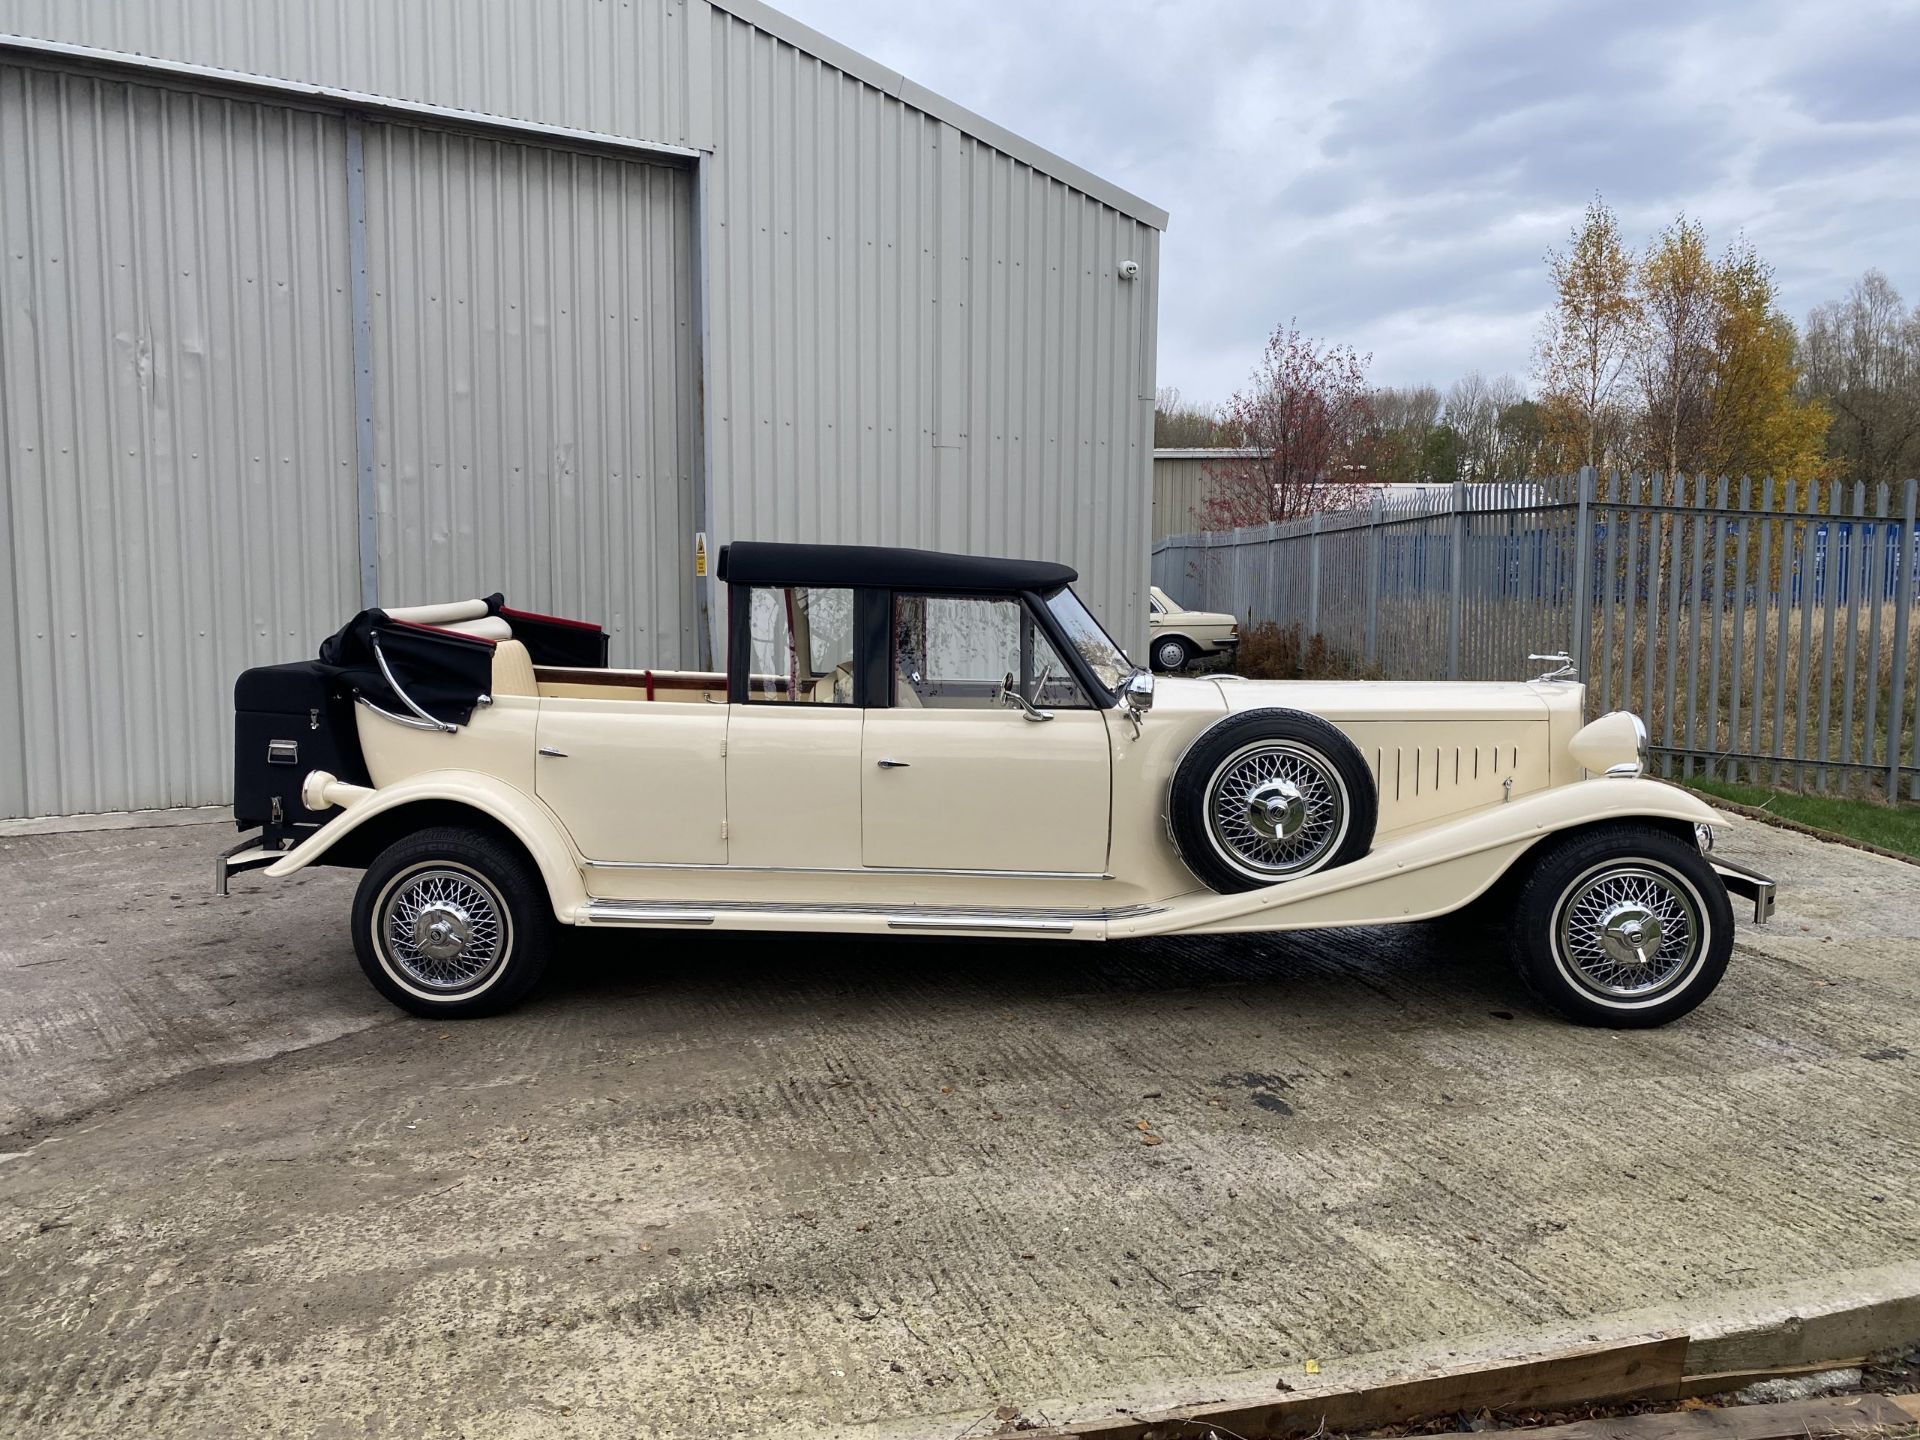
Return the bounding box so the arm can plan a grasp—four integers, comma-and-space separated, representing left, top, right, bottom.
1169, 709, 1378, 893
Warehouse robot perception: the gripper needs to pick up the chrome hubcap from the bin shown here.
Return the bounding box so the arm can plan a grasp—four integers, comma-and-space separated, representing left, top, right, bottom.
1557, 864, 1699, 999
1207, 742, 1347, 878
1244, 779, 1308, 841
380, 866, 507, 992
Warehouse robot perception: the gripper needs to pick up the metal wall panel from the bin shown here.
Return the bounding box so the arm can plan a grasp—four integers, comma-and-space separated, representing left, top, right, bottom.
0, 63, 358, 817
699, 10, 1159, 647
362, 125, 698, 666
0, 0, 707, 148
1150, 450, 1272, 541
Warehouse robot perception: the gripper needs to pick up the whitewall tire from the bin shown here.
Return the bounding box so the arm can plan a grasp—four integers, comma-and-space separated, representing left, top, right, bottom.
1510, 824, 1733, 1027
352, 826, 552, 1017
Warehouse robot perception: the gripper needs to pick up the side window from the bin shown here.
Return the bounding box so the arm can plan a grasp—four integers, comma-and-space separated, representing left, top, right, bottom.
744, 586, 855, 704
892, 595, 1088, 710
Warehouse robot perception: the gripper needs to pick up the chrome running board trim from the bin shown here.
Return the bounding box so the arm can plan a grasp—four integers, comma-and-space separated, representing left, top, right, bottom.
580, 897, 1164, 928
886, 915, 1074, 934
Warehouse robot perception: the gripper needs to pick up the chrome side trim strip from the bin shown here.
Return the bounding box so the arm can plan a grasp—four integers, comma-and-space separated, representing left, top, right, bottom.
886, 916, 1074, 934
582, 898, 1164, 926
584, 902, 716, 925
580, 858, 1113, 880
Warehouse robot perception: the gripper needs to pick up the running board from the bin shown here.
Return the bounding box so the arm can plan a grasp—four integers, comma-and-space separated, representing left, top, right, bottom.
578, 898, 1160, 933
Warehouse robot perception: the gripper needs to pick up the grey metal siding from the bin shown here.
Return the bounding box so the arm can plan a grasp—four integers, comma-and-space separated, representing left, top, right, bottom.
0, 0, 710, 149
1153, 454, 1221, 541
0, 63, 358, 816
362, 124, 698, 665
700, 10, 1158, 644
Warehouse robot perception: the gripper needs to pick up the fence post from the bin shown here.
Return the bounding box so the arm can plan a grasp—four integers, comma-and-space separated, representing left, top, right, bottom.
1889, 479, 1916, 801
1447, 481, 1466, 680
1365, 494, 1383, 667
1572, 466, 1594, 694
1307, 512, 1322, 638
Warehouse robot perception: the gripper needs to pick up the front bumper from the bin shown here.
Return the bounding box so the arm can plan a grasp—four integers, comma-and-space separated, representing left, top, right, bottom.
1710, 855, 1776, 924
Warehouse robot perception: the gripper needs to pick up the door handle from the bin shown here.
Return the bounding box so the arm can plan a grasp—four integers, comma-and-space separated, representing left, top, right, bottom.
876, 758, 910, 769
539, 747, 568, 758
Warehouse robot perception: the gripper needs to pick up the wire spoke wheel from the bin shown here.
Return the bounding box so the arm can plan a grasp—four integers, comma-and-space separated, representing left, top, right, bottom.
378, 863, 509, 993
1205, 740, 1349, 880
1553, 862, 1701, 1000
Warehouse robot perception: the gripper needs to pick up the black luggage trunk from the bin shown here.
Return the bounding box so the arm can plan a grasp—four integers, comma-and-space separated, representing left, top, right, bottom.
233, 662, 368, 844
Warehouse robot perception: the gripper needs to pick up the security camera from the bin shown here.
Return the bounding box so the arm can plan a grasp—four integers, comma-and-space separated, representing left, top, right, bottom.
1118, 259, 1140, 281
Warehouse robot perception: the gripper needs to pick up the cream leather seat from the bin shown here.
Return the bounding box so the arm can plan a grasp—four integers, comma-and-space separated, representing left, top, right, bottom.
490, 639, 539, 698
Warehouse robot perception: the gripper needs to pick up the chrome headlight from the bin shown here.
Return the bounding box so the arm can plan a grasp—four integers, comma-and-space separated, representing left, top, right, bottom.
1568, 710, 1647, 778
1694, 821, 1715, 853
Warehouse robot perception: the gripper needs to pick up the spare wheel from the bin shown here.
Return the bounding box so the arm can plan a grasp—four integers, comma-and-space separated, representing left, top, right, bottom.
1169, 709, 1377, 893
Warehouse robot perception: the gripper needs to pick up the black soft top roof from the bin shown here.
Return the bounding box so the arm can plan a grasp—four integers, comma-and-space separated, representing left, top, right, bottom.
718, 541, 1077, 594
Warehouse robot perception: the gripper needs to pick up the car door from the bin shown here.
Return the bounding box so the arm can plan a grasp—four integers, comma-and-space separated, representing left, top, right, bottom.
722, 581, 866, 869
861, 593, 1111, 875
536, 694, 729, 865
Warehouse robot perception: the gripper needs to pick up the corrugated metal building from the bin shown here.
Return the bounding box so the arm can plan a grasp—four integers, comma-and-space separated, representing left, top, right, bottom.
0, 0, 1166, 818
1152, 448, 1262, 540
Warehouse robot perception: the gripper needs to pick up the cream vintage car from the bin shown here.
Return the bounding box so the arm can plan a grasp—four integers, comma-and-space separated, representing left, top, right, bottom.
1148, 585, 1239, 672
219, 541, 1772, 1027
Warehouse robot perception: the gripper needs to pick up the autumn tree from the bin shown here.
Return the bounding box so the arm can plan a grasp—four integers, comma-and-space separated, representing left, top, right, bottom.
1201, 321, 1373, 526
1536, 195, 1640, 469
1802, 270, 1920, 488
1360, 385, 1442, 484
1701, 241, 1829, 482
1635, 215, 1716, 476
1154, 387, 1230, 447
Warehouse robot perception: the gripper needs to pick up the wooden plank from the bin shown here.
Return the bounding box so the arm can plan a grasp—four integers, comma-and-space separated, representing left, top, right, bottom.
1519, 1393, 1915, 1440
1045, 1334, 1691, 1440
1890, 1393, 1920, 1423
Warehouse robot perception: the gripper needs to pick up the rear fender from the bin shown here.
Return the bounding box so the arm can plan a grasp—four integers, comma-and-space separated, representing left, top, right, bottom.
263, 770, 587, 921
1114, 777, 1721, 938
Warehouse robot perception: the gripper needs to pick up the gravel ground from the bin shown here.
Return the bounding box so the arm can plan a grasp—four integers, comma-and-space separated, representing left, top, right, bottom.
0, 813, 1915, 1439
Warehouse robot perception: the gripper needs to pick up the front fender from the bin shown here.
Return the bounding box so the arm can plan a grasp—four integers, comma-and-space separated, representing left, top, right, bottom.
1116, 776, 1721, 938
264, 770, 588, 922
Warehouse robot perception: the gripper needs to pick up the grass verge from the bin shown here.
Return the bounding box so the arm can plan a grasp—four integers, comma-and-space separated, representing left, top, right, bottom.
1681, 774, 1920, 859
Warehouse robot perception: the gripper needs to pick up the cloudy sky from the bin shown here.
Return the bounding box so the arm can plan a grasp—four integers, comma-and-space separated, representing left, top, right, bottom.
777, 0, 1920, 409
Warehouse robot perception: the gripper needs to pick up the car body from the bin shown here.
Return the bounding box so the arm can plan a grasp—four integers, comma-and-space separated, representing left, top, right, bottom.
220, 541, 1773, 1026
1147, 585, 1238, 672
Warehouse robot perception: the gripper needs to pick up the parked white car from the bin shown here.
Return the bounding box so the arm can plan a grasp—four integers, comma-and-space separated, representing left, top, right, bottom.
1148, 585, 1239, 672
220, 542, 1771, 1028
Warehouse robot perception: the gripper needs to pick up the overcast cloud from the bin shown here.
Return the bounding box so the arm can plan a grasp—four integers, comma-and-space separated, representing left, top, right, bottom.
776, 0, 1920, 407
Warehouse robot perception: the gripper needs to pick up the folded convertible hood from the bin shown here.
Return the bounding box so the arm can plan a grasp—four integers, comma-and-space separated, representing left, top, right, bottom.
1210, 677, 1562, 723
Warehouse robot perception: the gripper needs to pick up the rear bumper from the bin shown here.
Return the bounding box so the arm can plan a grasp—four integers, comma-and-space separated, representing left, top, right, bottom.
1711, 855, 1776, 924
214, 833, 278, 896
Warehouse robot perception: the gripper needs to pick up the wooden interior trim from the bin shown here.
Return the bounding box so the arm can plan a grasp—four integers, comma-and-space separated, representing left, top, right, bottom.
533, 667, 790, 695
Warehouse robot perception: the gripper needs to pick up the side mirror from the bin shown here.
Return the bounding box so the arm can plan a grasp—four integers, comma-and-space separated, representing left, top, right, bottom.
1124, 669, 1155, 716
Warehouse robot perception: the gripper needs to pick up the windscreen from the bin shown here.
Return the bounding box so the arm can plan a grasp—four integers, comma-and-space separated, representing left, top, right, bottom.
1045, 587, 1131, 694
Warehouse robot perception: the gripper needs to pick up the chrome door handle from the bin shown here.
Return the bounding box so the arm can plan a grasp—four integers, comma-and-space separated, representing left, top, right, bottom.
539, 746, 568, 758
876, 758, 910, 769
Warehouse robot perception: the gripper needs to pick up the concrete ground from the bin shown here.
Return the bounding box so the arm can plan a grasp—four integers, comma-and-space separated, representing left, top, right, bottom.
0, 814, 1915, 1439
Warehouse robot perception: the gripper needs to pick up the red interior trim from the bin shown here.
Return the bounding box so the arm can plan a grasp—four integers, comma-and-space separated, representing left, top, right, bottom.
500, 605, 602, 632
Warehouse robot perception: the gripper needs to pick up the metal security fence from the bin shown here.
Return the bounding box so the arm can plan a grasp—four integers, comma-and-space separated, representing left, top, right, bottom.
1152, 471, 1920, 800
